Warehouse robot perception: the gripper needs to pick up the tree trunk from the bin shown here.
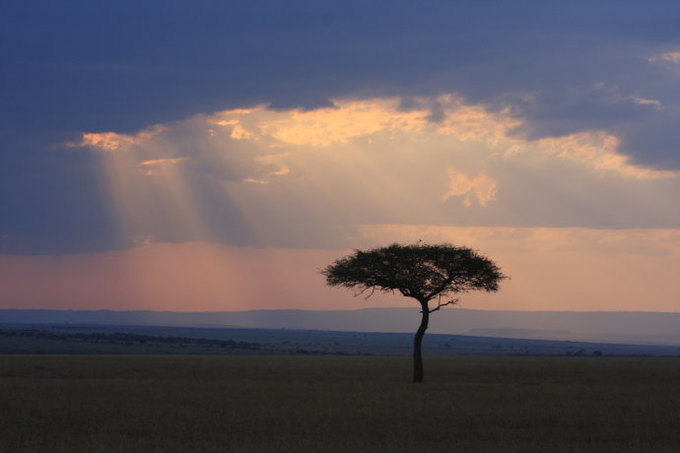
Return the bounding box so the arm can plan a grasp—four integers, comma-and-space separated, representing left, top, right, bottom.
413, 301, 429, 383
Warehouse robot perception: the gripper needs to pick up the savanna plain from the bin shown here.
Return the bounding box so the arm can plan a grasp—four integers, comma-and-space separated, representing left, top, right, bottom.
1, 355, 679, 452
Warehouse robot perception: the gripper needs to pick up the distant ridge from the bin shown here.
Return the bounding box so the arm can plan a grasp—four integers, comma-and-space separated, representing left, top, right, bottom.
465, 328, 575, 341
2, 308, 680, 346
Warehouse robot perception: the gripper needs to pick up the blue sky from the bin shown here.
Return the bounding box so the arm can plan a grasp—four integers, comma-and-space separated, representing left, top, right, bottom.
2, 1, 680, 312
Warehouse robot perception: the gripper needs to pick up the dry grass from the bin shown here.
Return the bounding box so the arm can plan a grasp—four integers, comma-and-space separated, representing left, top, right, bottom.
1, 355, 679, 452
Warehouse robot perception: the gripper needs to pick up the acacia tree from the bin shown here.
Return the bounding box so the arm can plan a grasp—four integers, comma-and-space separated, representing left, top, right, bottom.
322, 243, 506, 383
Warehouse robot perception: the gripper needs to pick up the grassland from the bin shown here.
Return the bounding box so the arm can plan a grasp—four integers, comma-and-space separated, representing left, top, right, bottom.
1, 355, 680, 452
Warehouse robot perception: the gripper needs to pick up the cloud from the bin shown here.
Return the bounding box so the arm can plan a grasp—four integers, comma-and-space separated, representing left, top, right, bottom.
138, 157, 189, 176
435, 99, 520, 147
69, 126, 166, 151
5, 2, 680, 170
648, 52, 680, 64
630, 96, 662, 108
257, 99, 427, 147
138, 157, 188, 166
75, 95, 676, 181
443, 169, 498, 207
531, 131, 680, 180
52, 94, 680, 254
4, 2, 680, 256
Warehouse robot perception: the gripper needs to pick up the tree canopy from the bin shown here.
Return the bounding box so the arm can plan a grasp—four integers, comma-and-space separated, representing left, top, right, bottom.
323, 243, 506, 382
323, 242, 504, 307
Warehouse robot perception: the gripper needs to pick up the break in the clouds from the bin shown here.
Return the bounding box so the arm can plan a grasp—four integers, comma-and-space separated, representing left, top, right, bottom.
59, 95, 680, 251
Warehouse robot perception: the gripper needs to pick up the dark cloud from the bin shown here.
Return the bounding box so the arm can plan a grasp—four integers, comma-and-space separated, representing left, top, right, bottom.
3, 1, 678, 132
617, 111, 680, 169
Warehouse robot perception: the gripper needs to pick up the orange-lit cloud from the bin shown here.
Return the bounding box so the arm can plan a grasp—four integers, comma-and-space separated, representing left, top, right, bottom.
257, 98, 427, 147
630, 96, 662, 109
139, 157, 188, 166
443, 168, 497, 207
138, 157, 189, 175
531, 131, 680, 180
435, 98, 520, 147
65, 97, 680, 239
62, 95, 680, 244
648, 51, 680, 64
69, 126, 166, 151
71, 95, 678, 183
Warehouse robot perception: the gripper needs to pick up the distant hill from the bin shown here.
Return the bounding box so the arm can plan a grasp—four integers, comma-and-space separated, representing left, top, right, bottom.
2, 323, 679, 357
2, 308, 680, 346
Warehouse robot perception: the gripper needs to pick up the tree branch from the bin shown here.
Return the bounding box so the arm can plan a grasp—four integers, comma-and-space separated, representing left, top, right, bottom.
428, 296, 458, 313
354, 286, 376, 300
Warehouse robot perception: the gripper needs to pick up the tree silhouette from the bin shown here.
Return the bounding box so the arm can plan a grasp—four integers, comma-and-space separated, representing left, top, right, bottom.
322, 243, 506, 383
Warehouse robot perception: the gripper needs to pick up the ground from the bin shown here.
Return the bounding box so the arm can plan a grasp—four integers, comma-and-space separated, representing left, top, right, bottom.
1, 355, 679, 452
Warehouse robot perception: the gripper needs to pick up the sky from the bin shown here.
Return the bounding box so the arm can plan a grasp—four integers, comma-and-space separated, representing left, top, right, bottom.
2, 1, 680, 313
